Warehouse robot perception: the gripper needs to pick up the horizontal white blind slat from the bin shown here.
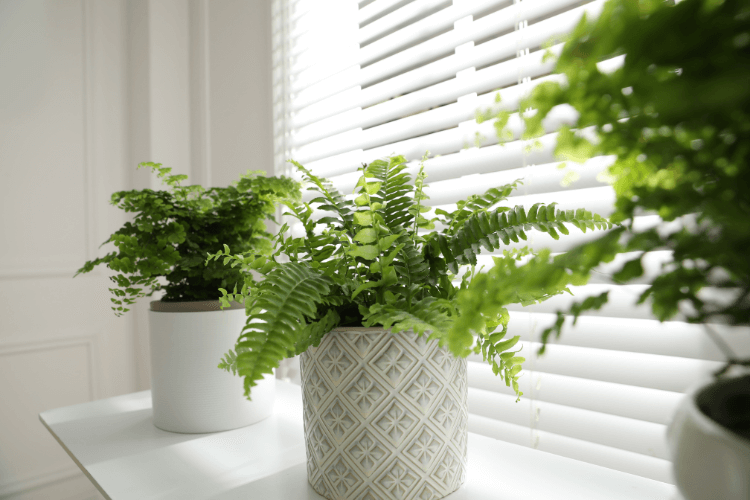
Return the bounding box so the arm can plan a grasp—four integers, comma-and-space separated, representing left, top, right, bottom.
424, 157, 615, 206
358, 0, 510, 66
467, 341, 720, 392
506, 310, 750, 360
358, 0, 408, 25
468, 361, 682, 424
468, 415, 674, 483
468, 387, 670, 460
358, 0, 450, 45
293, 42, 563, 134
359, 0, 589, 87
358, 0, 603, 108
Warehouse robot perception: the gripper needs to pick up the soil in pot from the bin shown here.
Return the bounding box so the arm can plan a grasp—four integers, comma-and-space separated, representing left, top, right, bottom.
696, 374, 750, 442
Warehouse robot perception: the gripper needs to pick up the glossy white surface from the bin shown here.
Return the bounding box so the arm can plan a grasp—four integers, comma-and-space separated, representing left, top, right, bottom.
40, 382, 679, 500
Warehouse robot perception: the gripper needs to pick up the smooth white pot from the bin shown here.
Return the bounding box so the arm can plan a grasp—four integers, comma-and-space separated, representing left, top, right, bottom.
667, 378, 750, 500
301, 327, 467, 500
148, 301, 275, 433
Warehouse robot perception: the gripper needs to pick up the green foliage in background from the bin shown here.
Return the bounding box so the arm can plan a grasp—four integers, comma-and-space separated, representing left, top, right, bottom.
465, 0, 750, 373
75, 162, 300, 315
210, 155, 611, 399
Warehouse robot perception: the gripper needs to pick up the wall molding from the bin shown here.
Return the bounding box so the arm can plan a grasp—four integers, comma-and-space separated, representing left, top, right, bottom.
189, 0, 212, 188
82, 0, 97, 263
0, 0, 100, 280
0, 332, 101, 401
0, 332, 101, 497
0, 463, 82, 499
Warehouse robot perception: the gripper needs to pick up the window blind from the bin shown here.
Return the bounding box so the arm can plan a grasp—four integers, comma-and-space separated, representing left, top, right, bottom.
272, 0, 750, 485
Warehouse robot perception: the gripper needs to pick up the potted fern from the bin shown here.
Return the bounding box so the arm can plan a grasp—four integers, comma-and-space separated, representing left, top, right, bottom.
210, 154, 611, 499
76, 162, 299, 433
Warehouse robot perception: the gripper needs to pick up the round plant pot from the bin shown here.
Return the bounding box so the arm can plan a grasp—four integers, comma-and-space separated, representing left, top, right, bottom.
667, 375, 750, 500
300, 327, 467, 500
148, 300, 275, 433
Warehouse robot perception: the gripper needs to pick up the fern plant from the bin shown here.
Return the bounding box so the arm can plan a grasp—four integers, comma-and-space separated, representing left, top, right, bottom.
75, 162, 300, 314
210, 155, 612, 400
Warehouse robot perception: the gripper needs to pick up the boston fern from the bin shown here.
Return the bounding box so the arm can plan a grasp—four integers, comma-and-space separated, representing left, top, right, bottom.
210, 155, 612, 400
75, 162, 299, 315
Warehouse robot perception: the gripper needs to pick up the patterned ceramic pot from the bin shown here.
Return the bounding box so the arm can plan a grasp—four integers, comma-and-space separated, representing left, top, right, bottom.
300, 327, 468, 500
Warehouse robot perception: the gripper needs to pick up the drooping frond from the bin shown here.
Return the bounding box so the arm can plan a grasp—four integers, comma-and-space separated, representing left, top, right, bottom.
362, 297, 454, 341
234, 262, 332, 396
438, 180, 522, 233
433, 203, 614, 273
294, 308, 340, 355
217, 346, 249, 376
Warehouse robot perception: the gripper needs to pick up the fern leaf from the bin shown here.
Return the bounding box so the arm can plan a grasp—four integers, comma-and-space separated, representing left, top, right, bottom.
441, 180, 522, 233
439, 203, 614, 273
364, 156, 415, 230
290, 160, 355, 236
294, 308, 340, 355
362, 297, 454, 342
393, 236, 430, 289
234, 262, 332, 397
217, 347, 250, 376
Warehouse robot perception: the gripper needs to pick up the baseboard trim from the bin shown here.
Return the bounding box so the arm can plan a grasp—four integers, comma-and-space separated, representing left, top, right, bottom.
0, 464, 81, 498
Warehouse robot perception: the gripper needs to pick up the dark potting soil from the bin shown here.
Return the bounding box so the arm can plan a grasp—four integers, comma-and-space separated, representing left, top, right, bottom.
696, 374, 750, 442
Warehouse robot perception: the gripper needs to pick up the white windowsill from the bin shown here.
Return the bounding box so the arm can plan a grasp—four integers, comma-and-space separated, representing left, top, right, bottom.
39, 382, 679, 500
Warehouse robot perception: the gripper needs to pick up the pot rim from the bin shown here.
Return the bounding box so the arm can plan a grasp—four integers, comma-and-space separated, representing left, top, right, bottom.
680, 375, 750, 446
149, 299, 244, 313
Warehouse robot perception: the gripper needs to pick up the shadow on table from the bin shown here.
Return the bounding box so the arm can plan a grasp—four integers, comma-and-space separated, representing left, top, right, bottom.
206, 462, 325, 500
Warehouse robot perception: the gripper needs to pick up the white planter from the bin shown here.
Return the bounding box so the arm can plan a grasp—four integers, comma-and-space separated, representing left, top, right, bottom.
667, 377, 750, 500
301, 327, 467, 500
148, 301, 275, 433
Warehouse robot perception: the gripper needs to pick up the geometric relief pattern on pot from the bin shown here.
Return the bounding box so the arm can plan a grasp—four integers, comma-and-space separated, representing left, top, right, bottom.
301, 328, 468, 500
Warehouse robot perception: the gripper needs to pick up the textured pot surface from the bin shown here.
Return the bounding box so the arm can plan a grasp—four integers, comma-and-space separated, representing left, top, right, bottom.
148, 304, 275, 433
301, 327, 467, 500
667, 378, 750, 500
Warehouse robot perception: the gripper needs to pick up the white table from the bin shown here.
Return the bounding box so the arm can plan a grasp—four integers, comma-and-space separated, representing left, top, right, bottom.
40, 381, 678, 500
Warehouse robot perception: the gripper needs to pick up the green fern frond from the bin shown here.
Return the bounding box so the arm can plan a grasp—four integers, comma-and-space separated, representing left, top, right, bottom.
364, 155, 415, 230
393, 236, 430, 290
294, 308, 340, 355
290, 160, 355, 236
234, 262, 332, 397
217, 346, 250, 376
437, 203, 614, 273
439, 180, 522, 233
362, 297, 454, 342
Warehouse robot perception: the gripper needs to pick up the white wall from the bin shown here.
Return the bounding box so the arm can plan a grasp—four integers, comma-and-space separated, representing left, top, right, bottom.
0, 0, 272, 498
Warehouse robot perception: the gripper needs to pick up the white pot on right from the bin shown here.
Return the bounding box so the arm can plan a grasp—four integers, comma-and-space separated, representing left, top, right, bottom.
667, 376, 750, 500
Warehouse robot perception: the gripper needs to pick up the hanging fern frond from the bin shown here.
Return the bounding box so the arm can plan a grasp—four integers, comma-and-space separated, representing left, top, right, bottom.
217, 346, 250, 376
435, 203, 614, 273
438, 180, 523, 233
294, 308, 341, 355
234, 262, 332, 397
362, 297, 454, 341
